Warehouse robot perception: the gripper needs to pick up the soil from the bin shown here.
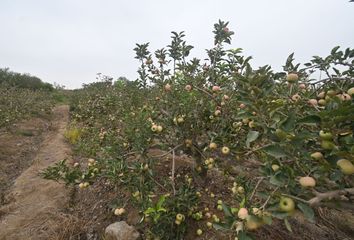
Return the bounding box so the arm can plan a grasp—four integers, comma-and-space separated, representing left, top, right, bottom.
0, 105, 72, 240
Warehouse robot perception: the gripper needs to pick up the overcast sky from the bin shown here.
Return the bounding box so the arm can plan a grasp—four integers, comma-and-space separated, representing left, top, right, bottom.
0, 0, 353, 89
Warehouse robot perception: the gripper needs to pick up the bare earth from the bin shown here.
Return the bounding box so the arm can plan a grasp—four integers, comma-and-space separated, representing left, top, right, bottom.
0, 105, 71, 240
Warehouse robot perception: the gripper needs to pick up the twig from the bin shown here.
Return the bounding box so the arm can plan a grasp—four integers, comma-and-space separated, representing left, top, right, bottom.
148, 175, 168, 191
150, 144, 183, 158
193, 85, 215, 99
282, 188, 354, 207
260, 186, 279, 209
171, 149, 176, 196
308, 188, 354, 206
281, 194, 308, 204
249, 177, 265, 201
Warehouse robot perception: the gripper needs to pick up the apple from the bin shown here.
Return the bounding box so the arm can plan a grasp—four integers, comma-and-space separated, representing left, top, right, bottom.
318, 99, 326, 106
221, 146, 230, 155
177, 117, 184, 123
341, 93, 351, 101
308, 99, 318, 106
242, 118, 250, 124
246, 215, 263, 230
175, 219, 181, 225
176, 213, 185, 221
196, 229, 203, 236
223, 95, 230, 100
317, 91, 326, 99
271, 164, 280, 171
233, 122, 242, 128
185, 139, 192, 147
83, 182, 89, 187
310, 152, 323, 160
321, 140, 335, 150
279, 197, 295, 212
78, 183, 85, 189
239, 103, 246, 109
337, 159, 354, 175
151, 125, 158, 132
214, 110, 221, 116
327, 90, 337, 96
209, 142, 217, 150
114, 208, 126, 216
88, 158, 96, 164
206, 222, 213, 228
291, 94, 301, 102
348, 87, 354, 96
275, 129, 287, 140
185, 84, 192, 91
286, 73, 299, 82
319, 130, 333, 140
299, 83, 306, 89
238, 208, 249, 219
164, 83, 171, 91
212, 86, 221, 92
237, 186, 245, 194
248, 120, 256, 128
156, 125, 163, 133
217, 205, 223, 211
299, 176, 316, 187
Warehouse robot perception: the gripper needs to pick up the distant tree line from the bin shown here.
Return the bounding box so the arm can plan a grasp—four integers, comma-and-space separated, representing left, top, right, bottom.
0, 68, 53, 91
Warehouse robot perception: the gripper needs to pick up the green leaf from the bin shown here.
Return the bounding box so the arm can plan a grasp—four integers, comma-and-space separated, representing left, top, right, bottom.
246, 131, 260, 148
144, 207, 156, 215
331, 46, 340, 55
262, 215, 273, 225
297, 115, 321, 125
156, 195, 166, 209
281, 113, 296, 132
297, 202, 315, 222
284, 218, 293, 232
238, 232, 254, 240
213, 222, 230, 231
239, 197, 246, 208
270, 175, 284, 186
262, 144, 287, 158
221, 203, 233, 217
271, 211, 289, 219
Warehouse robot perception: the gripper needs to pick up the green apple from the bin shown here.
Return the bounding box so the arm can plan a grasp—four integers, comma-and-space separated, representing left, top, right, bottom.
272, 164, 280, 171
246, 215, 263, 230
321, 140, 335, 150
310, 152, 323, 160
327, 90, 337, 96
299, 176, 316, 187
319, 130, 333, 140
318, 99, 326, 106
337, 159, 354, 175
279, 197, 295, 212
348, 87, 354, 96
275, 129, 287, 140
286, 73, 299, 83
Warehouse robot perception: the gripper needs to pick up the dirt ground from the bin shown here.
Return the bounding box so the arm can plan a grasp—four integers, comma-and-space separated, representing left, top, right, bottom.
0, 105, 72, 240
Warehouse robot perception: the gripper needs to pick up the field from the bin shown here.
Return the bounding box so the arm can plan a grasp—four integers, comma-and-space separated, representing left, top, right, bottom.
1, 20, 354, 240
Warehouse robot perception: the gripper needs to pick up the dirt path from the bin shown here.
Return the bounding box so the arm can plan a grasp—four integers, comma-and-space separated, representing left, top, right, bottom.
0, 105, 71, 240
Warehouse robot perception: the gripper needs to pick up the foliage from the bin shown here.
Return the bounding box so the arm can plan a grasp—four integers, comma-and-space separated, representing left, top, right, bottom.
43, 20, 354, 239
0, 68, 53, 91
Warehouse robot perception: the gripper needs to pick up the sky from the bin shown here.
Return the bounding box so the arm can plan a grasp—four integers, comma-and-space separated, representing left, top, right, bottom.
0, 0, 353, 89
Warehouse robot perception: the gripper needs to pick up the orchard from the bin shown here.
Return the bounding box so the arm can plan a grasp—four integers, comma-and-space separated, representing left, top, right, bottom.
42, 20, 354, 239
